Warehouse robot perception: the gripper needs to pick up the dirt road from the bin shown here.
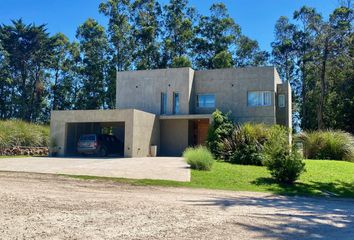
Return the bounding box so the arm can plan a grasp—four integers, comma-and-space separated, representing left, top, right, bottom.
0, 172, 353, 240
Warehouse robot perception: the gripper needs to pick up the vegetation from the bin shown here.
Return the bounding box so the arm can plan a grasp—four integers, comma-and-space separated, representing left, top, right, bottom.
0, 120, 49, 148
221, 123, 270, 165
263, 126, 305, 184
206, 110, 234, 159
67, 160, 354, 198
183, 146, 214, 171
298, 130, 354, 162
272, 5, 353, 133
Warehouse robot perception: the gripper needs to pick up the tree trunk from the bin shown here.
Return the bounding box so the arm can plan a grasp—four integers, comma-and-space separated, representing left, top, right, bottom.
317, 38, 329, 130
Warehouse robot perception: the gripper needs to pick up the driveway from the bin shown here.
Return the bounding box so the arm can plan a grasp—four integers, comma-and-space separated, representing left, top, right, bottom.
0, 156, 190, 181
0, 172, 353, 240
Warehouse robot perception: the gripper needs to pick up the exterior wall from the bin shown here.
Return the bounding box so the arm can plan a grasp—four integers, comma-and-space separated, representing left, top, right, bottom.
117, 68, 194, 115
276, 81, 292, 130
159, 119, 189, 156
193, 67, 278, 124
50, 109, 158, 157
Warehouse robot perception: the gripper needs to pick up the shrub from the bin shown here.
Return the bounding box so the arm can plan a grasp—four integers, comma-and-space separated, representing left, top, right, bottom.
222, 125, 264, 165
206, 109, 234, 159
298, 130, 354, 162
263, 126, 305, 184
183, 146, 214, 171
0, 120, 49, 148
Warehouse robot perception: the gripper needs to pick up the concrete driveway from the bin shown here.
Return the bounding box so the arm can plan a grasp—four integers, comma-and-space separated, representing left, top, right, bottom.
0, 156, 190, 181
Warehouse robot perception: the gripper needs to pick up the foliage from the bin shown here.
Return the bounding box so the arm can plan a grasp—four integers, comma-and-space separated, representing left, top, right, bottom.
0, 120, 49, 148
183, 146, 214, 171
263, 126, 305, 184
298, 130, 354, 162
271, 5, 354, 133
206, 109, 234, 159
221, 124, 264, 165
171, 56, 192, 68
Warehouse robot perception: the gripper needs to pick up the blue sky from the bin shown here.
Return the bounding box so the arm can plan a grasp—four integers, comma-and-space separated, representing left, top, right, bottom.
0, 0, 339, 51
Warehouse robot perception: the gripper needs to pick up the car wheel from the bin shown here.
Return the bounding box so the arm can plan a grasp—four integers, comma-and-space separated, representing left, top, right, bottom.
99, 147, 107, 157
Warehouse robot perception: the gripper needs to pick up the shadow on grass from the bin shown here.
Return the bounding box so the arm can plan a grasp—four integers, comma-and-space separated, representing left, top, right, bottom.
251, 177, 354, 198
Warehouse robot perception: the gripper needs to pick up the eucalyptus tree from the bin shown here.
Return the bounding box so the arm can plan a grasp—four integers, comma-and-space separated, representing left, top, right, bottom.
194, 3, 240, 69
131, 0, 162, 70
161, 0, 196, 67
235, 35, 269, 67
76, 18, 109, 110
99, 0, 134, 71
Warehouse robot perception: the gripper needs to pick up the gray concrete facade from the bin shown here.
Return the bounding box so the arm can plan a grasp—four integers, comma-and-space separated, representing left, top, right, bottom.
51, 66, 291, 157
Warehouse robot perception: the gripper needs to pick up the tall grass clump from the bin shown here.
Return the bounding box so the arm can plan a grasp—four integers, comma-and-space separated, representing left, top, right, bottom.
0, 120, 49, 148
298, 130, 354, 162
183, 146, 214, 171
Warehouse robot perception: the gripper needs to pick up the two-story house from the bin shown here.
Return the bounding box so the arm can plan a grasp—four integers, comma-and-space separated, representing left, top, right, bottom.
50, 67, 291, 157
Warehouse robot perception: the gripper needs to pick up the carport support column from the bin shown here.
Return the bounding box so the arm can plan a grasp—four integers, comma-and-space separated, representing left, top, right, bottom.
124, 119, 134, 158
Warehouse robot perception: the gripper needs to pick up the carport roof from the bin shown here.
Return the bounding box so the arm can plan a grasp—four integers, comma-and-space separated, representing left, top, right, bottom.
159, 114, 211, 120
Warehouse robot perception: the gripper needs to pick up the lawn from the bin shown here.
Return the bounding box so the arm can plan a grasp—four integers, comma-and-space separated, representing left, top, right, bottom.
67, 160, 354, 198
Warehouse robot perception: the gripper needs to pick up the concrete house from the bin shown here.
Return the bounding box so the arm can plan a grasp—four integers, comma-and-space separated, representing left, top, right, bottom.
50, 67, 292, 157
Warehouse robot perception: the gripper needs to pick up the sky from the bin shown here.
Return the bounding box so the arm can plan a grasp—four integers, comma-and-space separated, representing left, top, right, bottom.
0, 0, 340, 51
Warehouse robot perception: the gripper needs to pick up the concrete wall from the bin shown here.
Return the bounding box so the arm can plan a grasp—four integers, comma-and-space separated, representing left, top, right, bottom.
117, 68, 194, 115
159, 119, 189, 156
50, 109, 158, 157
193, 67, 278, 124
276, 81, 292, 130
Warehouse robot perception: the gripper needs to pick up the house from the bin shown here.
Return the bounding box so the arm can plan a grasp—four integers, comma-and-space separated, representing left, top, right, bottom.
50, 67, 291, 157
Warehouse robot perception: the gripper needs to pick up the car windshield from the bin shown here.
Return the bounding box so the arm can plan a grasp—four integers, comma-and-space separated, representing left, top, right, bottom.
79, 135, 96, 141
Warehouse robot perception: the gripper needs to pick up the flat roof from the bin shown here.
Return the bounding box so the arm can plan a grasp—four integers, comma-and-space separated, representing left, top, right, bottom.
159, 114, 212, 120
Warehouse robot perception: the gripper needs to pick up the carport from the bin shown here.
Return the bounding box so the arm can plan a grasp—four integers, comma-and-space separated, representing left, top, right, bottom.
50, 109, 159, 158
65, 122, 125, 156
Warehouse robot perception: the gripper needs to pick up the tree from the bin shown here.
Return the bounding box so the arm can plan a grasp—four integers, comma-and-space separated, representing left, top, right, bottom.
194, 3, 240, 69
212, 50, 232, 69
99, 0, 134, 71
171, 56, 192, 68
235, 35, 269, 67
131, 0, 162, 70
76, 18, 109, 110
0, 19, 53, 122
0, 40, 11, 119
161, 0, 195, 67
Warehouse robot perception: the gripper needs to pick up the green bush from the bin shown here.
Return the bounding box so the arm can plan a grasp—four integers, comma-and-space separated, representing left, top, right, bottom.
298, 130, 354, 162
263, 126, 305, 184
183, 146, 214, 171
0, 120, 49, 148
222, 124, 264, 165
206, 110, 234, 159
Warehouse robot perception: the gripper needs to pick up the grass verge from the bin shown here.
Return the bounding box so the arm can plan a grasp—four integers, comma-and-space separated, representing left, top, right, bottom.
64, 160, 354, 198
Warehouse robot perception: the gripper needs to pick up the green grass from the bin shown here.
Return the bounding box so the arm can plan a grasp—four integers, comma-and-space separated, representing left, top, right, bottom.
65, 160, 354, 198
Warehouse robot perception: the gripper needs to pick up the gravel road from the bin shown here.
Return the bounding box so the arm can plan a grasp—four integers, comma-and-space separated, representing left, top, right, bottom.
0, 171, 353, 240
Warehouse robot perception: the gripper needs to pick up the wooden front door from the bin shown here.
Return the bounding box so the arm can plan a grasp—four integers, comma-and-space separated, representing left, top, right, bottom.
196, 119, 209, 146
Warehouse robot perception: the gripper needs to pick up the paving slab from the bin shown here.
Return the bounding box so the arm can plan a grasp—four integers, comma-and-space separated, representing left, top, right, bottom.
0, 156, 190, 182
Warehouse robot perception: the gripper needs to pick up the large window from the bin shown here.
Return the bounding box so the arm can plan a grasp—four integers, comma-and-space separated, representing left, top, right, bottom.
278, 94, 285, 108
197, 94, 215, 108
247, 91, 272, 106
173, 92, 179, 114
161, 92, 167, 114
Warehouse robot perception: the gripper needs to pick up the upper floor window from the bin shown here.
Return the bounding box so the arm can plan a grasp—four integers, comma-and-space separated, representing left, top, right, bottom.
278, 94, 285, 108
161, 92, 167, 114
247, 91, 272, 107
197, 94, 215, 108
173, 92, 179, 114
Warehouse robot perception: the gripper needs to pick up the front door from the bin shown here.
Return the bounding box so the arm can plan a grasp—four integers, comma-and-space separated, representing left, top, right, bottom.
196, 119, 209, 146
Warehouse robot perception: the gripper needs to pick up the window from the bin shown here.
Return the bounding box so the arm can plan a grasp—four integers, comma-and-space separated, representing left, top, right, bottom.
197, 94, 215, 108
173, 92, 179, 114
278, 94, 285, 108
161, 92, 167, 114
247, 91, 272, 106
